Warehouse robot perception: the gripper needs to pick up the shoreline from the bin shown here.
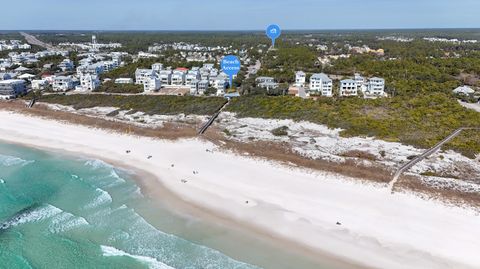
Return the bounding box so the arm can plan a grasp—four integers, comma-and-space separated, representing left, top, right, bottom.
0, 110, 479, 269
2, 139, 358, 269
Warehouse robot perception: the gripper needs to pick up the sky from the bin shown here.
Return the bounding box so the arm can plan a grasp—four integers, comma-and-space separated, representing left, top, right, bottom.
1, 0, 479, 30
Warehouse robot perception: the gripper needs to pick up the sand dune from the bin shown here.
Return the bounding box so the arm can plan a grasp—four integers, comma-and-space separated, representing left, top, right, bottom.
0, 110, 479, 269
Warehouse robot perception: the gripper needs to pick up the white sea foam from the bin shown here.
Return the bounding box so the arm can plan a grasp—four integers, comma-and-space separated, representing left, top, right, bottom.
85, 159, 126, 186
48, 212, 89, 234
85, 159, 113, 170
1, 204, 89, 234
101, 245, 175, 269
83, 188, 113, 210
0, 154, 35, 167
3, 204, 62, 229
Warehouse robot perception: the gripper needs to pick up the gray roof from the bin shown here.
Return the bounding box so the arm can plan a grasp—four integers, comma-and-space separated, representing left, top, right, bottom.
310, 73, 332, 82
340, 79, 356, 83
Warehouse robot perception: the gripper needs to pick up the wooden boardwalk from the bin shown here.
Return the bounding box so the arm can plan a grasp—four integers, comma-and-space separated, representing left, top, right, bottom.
389, 127, 480, 191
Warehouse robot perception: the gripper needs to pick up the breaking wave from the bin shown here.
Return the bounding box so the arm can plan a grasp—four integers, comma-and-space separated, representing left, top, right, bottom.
83, 188, 113, 210
101, 245, 175, 269
0, 154, 35, 167
0, 204, 89, 234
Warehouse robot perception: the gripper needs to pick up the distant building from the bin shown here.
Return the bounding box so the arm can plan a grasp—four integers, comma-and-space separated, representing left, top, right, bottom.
339, 79, 358, 96
152, 63, 163, 73
115, 78, 133, 84
0, 79, 26, 99
143, 76, 161, 92
185, 72, 200, 85
294, 71, 306, 87
197, 80, 209, 95
78, 74, 100, 91
53, 76, 74, 92
77, 63, 104, 76
31, 79, 49, 90
256, 77, 278, 91
364, 77, 386, 98
453, 85, 475, 95
189, 79, 199, 94
171, 71, 185, 85
309, 73, 333, 97
135, 69, 155, 85
354, 73, 366, 92
159, 70, 172, 85
58, 59, 74, 72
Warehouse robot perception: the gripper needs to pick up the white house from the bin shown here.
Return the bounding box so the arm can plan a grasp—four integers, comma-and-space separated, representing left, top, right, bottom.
339, 79, 358, 96
185, 71, 200, 85
53, 76, 74, 91
159, 70, 172, 85
115, 78, 133, 84
189, 79, 199, 95
78, 74, 100, 91
152, 63, 163, 73
354, 73, 367, 92
31, 79, 49, 90
135, 69, 155, 85
77, 63, 104, 76
171, 71, 185, 85
143, 76, 161, 92
364, 77, 386, 98
309, 73, 333, 97
197, 80, 209, 95
255, 77, 278, 91
453, 86, 475, 95
294, 71, 306, 87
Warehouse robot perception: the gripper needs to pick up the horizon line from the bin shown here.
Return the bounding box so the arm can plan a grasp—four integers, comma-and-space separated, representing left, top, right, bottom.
3, 27, 480, 32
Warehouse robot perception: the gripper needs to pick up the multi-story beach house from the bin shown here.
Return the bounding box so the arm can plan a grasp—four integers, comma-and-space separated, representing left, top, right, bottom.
78, 74, 100, 91
354, 73, 367, 92
31, 79, 49, 90
197, 80, 209, 95
309, 73, 333, 97
142, 76, 161, 92
256, 76, 279, 91
185, 72, 200, 86
152, 63, 163, 73
364, 77, 386, 98
77, 63, 105, 76
53, 76, 74, 92
294, 71, 306, 87
0, 79, 26, 99
189, 79, 199, 94
339, 79, 358, 96
135, 69, 156, 85
159, 70, 172, 85
171, 71, 186, 86
58, 59, 74, 72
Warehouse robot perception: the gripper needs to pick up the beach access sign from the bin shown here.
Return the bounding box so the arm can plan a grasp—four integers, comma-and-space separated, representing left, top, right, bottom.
221, 55, 241, 88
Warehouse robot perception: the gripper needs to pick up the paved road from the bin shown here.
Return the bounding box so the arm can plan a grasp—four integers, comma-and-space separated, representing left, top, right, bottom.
458, 100, 480, 113
389, 127, 480, 191
20, 32, 54, 50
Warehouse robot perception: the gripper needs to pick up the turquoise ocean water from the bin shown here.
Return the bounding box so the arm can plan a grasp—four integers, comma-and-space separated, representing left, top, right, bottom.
0, 142, 262, 269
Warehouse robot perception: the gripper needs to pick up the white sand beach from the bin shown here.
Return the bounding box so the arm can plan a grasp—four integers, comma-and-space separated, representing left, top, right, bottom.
0, 110, 479, 269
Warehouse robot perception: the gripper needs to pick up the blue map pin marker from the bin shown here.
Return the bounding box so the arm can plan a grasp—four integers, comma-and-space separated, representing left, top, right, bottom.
221, 55, 241, 89
266, 24, 281, 47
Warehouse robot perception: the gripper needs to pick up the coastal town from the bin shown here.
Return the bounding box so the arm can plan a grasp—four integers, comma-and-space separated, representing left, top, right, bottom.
1, 32, 480, 108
